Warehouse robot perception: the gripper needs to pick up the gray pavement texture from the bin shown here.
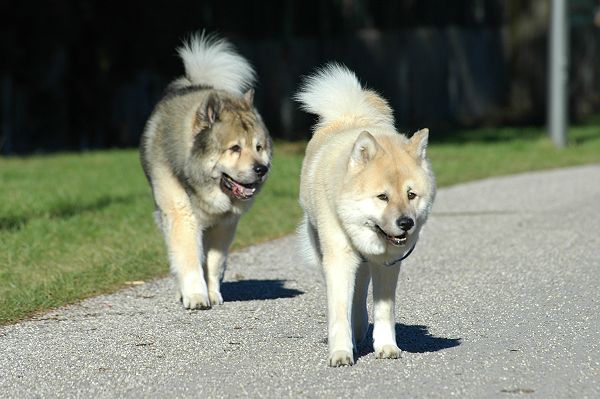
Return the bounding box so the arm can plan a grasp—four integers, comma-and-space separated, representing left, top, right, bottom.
1, 165, 600, 398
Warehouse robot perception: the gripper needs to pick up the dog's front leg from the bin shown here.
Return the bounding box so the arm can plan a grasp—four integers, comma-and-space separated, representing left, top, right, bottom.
161, 206, 210, 310
323, 251, 360, 367
371, 263, 401, 359
203, 218, 239, 306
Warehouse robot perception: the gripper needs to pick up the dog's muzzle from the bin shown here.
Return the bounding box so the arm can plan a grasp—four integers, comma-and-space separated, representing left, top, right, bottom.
375, 225, 408, 247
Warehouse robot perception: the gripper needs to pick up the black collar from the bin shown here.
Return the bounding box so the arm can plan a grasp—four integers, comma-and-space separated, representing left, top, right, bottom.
361, 242, 417, 267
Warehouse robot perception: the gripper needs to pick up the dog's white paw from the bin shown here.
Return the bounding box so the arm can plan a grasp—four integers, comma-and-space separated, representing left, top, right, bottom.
375, 344, 401, 359
328, 350, 354, 367
179, 273, 210, 310
209, 291, 223, 306
181, 292, 211, 310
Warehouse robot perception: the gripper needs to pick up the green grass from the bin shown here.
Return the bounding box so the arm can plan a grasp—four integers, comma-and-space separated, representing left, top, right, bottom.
1, 125, 599, 324
430, 124, 600, 186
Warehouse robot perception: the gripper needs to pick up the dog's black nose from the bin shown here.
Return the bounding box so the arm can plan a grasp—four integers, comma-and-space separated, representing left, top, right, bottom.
396, 216, 414, 231
254, 164, 268, 177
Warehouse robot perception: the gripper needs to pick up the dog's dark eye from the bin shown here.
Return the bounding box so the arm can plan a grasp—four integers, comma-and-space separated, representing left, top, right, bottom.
256, 144, 263, 152
230, 145, 241, 153
377, 193, 389, 202
407, 191, 417, 200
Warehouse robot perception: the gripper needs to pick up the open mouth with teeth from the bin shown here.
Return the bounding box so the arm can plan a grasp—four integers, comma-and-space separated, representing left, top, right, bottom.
375, 225, 407, 246
220, 174, 258, 200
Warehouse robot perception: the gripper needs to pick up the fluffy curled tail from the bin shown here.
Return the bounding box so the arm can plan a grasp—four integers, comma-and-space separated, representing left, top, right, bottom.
294, 63, 394, 131
176, 32, 255, 95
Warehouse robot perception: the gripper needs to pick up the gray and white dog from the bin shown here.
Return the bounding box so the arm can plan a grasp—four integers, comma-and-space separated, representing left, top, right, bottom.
140, 33, 272, 309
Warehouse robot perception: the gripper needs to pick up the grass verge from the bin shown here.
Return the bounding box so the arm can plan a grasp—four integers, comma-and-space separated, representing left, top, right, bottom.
1, 125, 599, 324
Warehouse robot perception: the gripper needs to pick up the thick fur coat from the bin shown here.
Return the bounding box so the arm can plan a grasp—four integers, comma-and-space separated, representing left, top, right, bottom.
295, 64, 436, 366
140, 34, 271, 309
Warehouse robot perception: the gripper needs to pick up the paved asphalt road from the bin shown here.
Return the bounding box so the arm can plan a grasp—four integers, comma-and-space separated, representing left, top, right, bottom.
1, 165, 599, 398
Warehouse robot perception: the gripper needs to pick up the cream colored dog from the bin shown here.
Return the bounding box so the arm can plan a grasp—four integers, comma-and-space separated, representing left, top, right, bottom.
295, 64, 436, 366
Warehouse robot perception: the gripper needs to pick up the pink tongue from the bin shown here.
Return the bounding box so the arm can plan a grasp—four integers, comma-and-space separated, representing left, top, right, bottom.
232, 183, 244, 196
232, 181, 254, 197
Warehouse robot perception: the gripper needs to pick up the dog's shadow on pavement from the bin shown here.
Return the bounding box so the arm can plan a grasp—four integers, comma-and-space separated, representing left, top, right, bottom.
357, 323, 461, 358
221, 279, 303, 301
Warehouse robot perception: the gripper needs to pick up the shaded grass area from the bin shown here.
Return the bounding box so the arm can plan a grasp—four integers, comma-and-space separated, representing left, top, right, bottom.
1, 126, 599, 324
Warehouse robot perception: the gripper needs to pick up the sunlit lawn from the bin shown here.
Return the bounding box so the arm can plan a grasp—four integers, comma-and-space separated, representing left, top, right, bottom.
1, 125, 599, 324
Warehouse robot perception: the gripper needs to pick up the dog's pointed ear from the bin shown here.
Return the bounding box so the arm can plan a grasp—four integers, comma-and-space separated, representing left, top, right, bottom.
205, 94, 221, 125
195, 94, 221, 131
243, 88, 254, 106
349, 130, 379, 169
408, 128, 429, 160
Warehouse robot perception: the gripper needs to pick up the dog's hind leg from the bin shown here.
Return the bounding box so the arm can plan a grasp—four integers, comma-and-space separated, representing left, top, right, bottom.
203, 217, 239, 306
371, 263, 401, 359
352, 262, 370, 346
297, 215, 321, 267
